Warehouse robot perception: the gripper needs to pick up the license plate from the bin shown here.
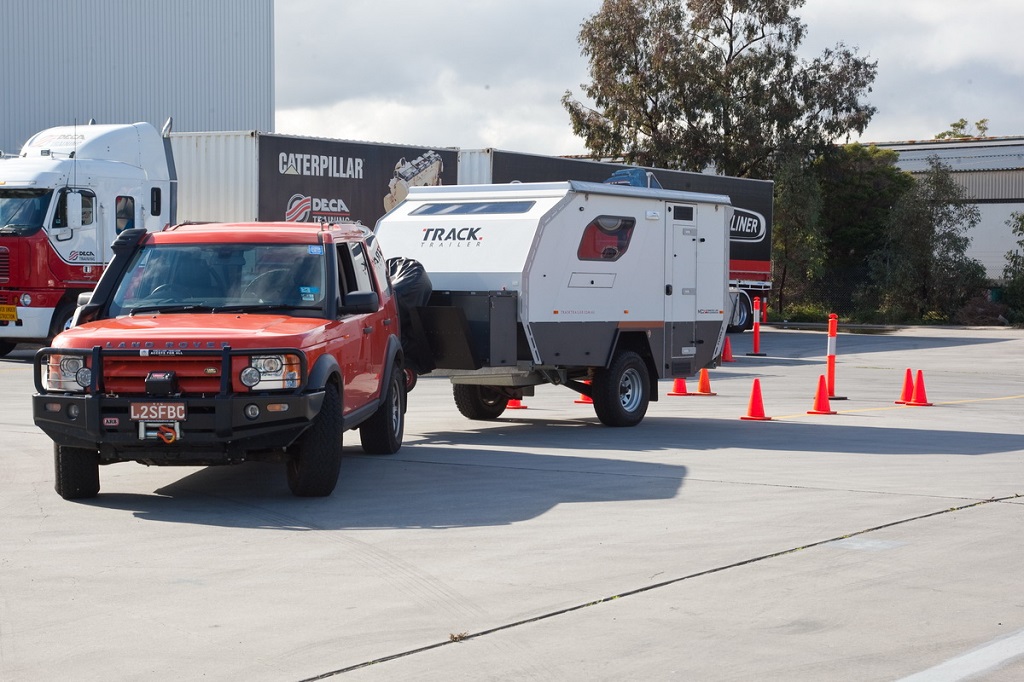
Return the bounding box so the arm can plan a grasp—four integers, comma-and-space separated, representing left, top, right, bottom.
130, 402, 187, 421
0, 305, 17, 322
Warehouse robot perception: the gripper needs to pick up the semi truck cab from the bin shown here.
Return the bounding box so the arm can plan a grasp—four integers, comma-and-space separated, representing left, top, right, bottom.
0, 122, 171, 356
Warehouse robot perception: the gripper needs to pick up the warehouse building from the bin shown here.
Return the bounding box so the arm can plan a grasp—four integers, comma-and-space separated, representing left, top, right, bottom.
875, 137, 1024, 280
0, 0, 273, 155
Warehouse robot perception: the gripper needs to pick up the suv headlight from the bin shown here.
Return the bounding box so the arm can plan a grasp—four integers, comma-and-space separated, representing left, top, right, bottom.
239, 354, 301, 390
45, 355, 91, 392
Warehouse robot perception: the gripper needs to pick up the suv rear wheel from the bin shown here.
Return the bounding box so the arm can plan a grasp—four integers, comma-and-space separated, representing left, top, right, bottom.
360, 364, 406, 454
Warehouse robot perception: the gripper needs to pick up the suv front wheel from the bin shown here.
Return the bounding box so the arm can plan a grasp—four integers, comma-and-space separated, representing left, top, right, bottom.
286, 382, 343, 496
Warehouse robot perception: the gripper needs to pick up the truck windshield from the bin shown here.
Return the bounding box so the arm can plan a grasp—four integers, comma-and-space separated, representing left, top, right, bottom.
107, 243, 327, 317
0, 189, 52, 235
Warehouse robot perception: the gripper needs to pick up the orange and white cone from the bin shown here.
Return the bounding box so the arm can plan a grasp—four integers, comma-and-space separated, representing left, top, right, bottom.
722, 337, 735, 363
507, 398, 528, 410
807, 375, 837, 415
575, 380, 594, 404
895, 368, 914, 404
740, 378, 772, 421
667, 377, 692, 396
905, 370, 933, 406
695, 368, 717, 396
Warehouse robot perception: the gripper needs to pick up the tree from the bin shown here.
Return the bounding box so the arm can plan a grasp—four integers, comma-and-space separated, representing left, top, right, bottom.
810, 143, 913, 312
771, 153, 823, 315
1002, 212, 1024, 323
864, 157, 986, 323
562, 0, 878, 178
935, 117, 990, 139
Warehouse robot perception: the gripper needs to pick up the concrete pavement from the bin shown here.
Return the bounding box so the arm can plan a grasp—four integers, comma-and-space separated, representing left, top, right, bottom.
1, 327, 1022, 681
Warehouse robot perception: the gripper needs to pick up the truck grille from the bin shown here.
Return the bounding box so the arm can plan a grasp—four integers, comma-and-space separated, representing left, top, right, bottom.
34, 346, 308, 398
102, 355, 227, 394
0, 247, 9, 283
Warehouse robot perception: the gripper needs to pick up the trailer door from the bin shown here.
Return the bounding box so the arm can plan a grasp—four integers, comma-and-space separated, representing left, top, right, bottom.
665, 203, 697, 374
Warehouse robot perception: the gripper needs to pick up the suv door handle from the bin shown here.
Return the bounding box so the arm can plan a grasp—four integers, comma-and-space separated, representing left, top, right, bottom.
363, 326, 373, 334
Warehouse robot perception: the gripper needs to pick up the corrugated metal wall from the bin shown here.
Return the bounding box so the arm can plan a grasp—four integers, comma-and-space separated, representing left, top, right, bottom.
949, 171, 1024, 203
0, 0, 273, 155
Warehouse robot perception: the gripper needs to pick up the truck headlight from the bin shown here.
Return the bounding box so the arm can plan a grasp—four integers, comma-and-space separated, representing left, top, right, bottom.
20, 293, 32, 306
239, 354, 301, 390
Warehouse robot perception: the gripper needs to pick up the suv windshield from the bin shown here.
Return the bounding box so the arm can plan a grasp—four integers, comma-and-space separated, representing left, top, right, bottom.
0, 189, 52, 235
108, 242, 327, 317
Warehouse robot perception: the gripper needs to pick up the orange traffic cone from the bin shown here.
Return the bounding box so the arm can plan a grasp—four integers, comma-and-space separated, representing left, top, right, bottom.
740, 378, 772, 421
575, 380, 594, 404
807, 375, 837, 415
722, 337, 735, 363
667, 377, 691, 396
906, 370, 933, 406
895, 368, 914, 404
507, 398, 528, 410
695, 368, 717, 396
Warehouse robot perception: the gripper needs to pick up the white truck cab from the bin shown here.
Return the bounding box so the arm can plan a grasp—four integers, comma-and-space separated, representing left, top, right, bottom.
0, 122, 171, 355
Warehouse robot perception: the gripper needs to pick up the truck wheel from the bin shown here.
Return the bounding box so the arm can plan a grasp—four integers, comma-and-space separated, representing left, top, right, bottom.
727, 294, 752, 333
50, 301, 77, 339
54, 444, 100, 500
286, 382, 343, 497
360, 365, 406, 454
0, 340, 15, 358
453, 384, 509, 420
591, 350, 650, 427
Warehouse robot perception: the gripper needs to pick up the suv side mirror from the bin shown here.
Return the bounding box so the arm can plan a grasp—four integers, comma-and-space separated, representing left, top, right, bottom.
339, 291, 379, 315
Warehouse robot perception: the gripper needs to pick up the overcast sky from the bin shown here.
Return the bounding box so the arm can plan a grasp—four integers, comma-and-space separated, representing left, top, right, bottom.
274, 0, 1024, 156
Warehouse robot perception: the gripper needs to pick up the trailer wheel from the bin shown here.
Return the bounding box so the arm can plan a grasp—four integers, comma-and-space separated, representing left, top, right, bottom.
359, 364, 406, 455
54, 444, 100, 500
286, 382, 343, 497
404, 367, 418, 393
453, 384, 509, 420
591, 350, 650, 427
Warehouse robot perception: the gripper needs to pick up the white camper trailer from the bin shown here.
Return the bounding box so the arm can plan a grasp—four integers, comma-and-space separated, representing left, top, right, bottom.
375, 180, 733, 427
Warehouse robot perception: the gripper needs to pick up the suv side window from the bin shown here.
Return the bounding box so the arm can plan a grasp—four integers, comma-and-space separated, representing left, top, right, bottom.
349, 242, 374, 292
365, 235, 392, 296
337, 242, 375, 296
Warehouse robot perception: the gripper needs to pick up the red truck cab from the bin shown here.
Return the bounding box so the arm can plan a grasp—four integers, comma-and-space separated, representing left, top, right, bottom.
32, 222, 406, 499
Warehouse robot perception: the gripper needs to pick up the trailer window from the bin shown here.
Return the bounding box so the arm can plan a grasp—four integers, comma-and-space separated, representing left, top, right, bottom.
410, 201, 535, 215
577, 216, 636, 262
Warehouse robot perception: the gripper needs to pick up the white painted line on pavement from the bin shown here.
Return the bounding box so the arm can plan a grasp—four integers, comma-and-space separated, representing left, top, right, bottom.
896, 628, 1024, 681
